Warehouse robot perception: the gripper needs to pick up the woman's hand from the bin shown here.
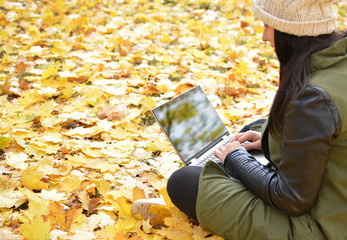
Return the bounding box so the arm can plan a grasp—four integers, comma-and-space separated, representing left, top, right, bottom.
232, 131, 262, 151
215, 141, 244, 164
214, 131, 262, 164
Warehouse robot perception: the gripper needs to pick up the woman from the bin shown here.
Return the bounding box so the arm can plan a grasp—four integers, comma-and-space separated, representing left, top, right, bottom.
133, 0, 347, 239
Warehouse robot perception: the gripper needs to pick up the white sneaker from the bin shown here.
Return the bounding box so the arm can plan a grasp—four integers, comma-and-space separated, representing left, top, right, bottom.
131, 198, 166, 219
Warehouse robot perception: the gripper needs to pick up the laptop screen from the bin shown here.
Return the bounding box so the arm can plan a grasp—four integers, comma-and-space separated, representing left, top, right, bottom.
152, 86, 228, 163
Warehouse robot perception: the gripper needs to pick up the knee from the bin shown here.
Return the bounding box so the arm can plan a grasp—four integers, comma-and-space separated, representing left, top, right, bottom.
167, 167, 183, 198
167, 166, 201, 200
166, 166, 201, 222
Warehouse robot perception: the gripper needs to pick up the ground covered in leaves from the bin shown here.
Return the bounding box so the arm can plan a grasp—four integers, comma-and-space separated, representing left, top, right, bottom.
0, 0, 346, 239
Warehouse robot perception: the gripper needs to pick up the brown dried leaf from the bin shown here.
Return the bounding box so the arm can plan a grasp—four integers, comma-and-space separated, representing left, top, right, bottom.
18, 78, 30, 90
86, 197, 101, 217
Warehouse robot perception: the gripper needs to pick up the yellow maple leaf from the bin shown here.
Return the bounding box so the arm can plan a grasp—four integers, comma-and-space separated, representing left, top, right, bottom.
95, 225, 123, 240
29, 199, 50, 217
108, 128, 128, 140
19, 215, 51, 240
61, 84, 74, 98
141, 219, 152, 234
0, 134, 12, 149
65, 154, 87, 168
159, 187, 174, 207
20, 187, 50, 218
51, 40, 73, 53
234, 61, 250, 75
84, 88, 104, 106
17, 89, 44, 107
115, 215, 141, 232
20, 165, 49, 190
149, 205, 171, 226
146, 139, 172, 153
157, 226, 193, 240
116, 196, 133, 216
164, 216, 192, 233
82, 147, 105, 158
92, 161, 120, 173
42, 65, 58, 80
154, 0, 162, 6
192, 225, 206, 240
160, 34, 171, 44
158, 84, 170, 93
193, 225, 223, 240
36, 100, 56, 117
191, 49, 207, 60
58, 175, 82, 192
141, 96, 157, 111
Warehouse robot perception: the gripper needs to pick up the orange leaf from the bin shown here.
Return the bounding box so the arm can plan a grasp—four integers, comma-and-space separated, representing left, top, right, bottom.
48, 202, 82, 231
118, 37, 132, 51
68, 76, 89, 83
98, 63, 105, 71
132, 186, 146, 202
18, 78, 30, 90
241, 21, 249, 28
2, 79, 12, 95
175, 83, 195, 95
118, 45, 129, 57
15, 62, 27, 75
113, 232, 126, 240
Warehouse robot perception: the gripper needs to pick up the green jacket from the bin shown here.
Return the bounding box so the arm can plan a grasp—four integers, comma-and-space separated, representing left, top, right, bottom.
196, 37, 347, 240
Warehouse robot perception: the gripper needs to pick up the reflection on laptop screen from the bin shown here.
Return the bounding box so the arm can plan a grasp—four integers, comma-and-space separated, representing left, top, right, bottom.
152, 86, 228, 162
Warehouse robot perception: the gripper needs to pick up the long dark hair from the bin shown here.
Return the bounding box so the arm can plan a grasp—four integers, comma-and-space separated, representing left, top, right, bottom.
267, 30, 346, 136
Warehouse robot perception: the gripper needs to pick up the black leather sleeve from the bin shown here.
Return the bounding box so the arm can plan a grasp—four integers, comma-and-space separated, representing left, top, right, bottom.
223, 85, 341, 216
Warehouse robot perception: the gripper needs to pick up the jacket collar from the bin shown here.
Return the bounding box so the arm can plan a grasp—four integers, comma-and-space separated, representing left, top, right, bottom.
310, 37, 347, 73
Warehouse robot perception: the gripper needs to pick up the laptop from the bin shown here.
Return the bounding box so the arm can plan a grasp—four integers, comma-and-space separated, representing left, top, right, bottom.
151, 85, 268, 167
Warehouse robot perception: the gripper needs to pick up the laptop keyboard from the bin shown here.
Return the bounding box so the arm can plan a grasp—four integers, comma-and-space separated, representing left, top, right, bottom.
197, 151, 220, 166
194, 135, 234, 167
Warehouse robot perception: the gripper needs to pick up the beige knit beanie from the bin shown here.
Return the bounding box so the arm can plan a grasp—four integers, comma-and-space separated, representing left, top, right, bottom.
251, 0, 337, 36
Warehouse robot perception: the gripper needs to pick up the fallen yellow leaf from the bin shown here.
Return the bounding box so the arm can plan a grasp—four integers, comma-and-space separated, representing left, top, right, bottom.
19, 215, 51, 240
41, 65, 58, 80
20, 165, 49, 190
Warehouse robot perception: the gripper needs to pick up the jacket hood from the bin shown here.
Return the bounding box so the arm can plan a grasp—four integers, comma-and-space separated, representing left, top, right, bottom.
310, 36, 347, 72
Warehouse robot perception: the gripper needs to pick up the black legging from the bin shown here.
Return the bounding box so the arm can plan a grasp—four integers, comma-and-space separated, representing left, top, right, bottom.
167, 166, 202, 222
167, 119, 266, 222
